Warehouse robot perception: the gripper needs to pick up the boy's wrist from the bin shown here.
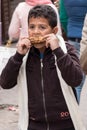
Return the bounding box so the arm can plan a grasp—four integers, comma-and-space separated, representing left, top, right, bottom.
13, 51, 25, 62
53, 47, 65, 59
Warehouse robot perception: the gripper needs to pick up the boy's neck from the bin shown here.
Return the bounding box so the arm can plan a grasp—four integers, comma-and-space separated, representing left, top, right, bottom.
38, 46, 46, 53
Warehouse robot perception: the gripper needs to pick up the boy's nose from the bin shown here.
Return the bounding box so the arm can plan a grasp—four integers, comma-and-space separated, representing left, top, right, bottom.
34, 28, 39, 33
34, 27, 40, 34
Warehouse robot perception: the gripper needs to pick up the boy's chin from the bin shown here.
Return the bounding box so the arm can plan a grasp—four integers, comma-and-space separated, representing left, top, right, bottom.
33, 43, 45, 49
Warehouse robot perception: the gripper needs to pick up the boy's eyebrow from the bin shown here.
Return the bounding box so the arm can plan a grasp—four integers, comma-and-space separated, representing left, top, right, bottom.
29, 23, 48, 26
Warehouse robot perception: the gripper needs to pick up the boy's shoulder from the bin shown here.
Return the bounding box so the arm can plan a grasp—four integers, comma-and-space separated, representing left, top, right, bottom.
65, 41, 77, 52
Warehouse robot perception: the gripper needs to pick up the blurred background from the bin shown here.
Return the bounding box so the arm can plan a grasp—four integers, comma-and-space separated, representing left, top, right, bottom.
0, 0, 59, 45
1, 0, 24, 45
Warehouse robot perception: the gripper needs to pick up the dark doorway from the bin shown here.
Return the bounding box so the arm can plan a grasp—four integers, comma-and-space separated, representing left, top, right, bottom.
1, 0, 24, 44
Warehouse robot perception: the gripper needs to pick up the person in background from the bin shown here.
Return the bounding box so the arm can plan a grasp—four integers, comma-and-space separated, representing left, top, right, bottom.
80, 13, 87, 74
0, 5, 83, 130
59, 0, 68, 35
80, 13, 87, 57
79, 14, 87, 129
59, 0, 68, 41
61, 0, 87, 103
8, 0, 62, 42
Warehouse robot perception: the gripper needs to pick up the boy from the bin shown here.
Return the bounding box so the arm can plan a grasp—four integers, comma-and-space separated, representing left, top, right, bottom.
0, 5, 83, 130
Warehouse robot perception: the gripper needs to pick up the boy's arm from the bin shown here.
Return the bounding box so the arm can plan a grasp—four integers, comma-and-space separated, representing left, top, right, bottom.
0, 38, 31, 89
53, 43, 83, 87
0, 52, 24, 89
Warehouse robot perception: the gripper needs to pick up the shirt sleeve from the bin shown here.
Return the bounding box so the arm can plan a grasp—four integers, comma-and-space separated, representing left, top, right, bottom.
8, 4, 21, 41
0, 52, 24, 89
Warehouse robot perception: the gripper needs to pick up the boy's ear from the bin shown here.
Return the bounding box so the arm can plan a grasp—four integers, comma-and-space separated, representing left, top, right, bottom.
53, 26, 58, 34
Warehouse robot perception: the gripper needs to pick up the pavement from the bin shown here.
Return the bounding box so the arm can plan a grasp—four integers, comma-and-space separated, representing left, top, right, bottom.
0, 86, 19, 130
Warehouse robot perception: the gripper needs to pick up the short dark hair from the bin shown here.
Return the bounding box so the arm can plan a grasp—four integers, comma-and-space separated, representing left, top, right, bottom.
28, 5, 57, 28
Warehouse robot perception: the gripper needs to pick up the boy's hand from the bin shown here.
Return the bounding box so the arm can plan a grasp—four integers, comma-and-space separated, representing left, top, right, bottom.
16, 38, 32, 55
44, 33, 59, 50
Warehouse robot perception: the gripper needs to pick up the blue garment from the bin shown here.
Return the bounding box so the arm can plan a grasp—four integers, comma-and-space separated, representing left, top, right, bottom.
68, 40, 86, 103
40, 53, 43, 59
63, 0, 87, 103
75, 74, 85, 103
68, 40, 80, 56
63, 0, 87, 38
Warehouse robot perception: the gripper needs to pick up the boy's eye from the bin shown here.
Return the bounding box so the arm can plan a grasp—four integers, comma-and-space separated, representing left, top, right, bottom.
39, 26, 46, 29
28, 25, 47, 30
29, 25, 35, 29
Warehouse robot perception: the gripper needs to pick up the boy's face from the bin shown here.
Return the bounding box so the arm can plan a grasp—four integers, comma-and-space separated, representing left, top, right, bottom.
28, 17, 54, 49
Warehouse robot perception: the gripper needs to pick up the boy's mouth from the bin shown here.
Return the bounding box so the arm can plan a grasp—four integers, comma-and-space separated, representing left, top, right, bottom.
29, 36, 46, 44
